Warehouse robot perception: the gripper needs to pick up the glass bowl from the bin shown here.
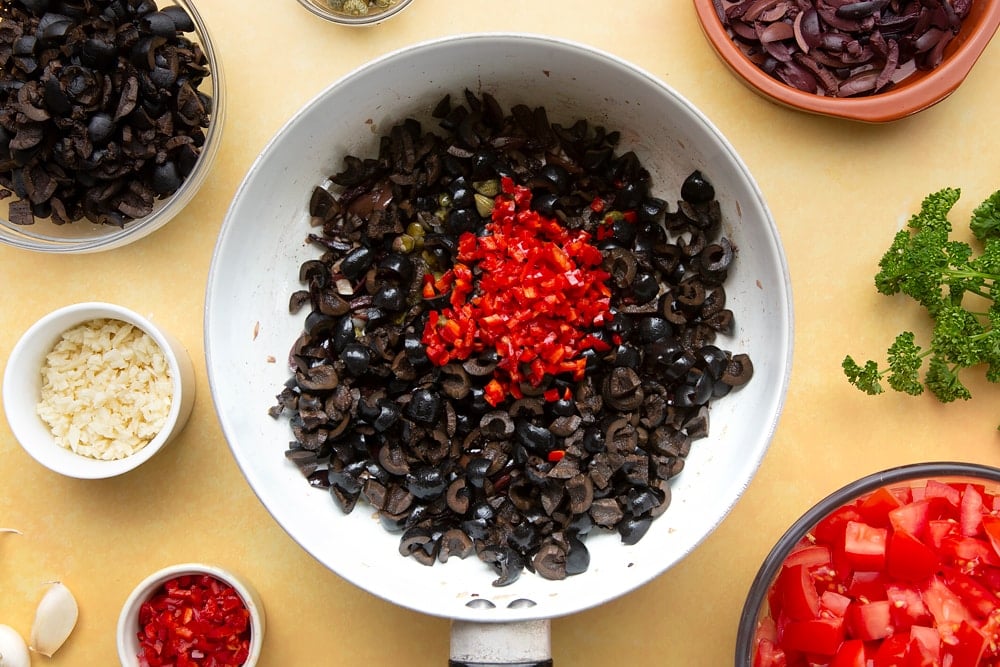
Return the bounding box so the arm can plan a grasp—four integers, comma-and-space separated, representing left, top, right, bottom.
0, 0, 226, 253
296, 0, 415, 25
117, 563, 265, 666
693, 0, 1000, 123
736, 461, 1000, 666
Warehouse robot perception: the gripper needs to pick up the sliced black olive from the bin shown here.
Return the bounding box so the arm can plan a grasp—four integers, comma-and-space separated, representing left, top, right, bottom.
373, 401, 401, 432
565, 533, 590, 576
378, 253, 415, 283
373, 284, 406, 311
341, 343, 371, 376
680, 170, 715, 205
618, 515, 653, 545
340, 246, 373, 280
406, 388, 441, 424
515, 419, 555, 453
406, 467, 447, 500
532, 542, 568, 580
438, 528, 475, 562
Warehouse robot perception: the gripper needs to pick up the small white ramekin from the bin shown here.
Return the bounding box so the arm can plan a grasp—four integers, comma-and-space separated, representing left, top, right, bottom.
117, 563, 265, 666
2, 301, 196, 479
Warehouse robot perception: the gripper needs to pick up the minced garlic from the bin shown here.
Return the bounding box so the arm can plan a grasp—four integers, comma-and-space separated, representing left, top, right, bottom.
37, 318, 172, 460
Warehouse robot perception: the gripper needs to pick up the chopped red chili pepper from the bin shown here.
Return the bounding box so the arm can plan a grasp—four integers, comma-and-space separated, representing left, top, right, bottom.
547, 450, 566, 463
136, 574, 252, 667
422, 177, 613, 406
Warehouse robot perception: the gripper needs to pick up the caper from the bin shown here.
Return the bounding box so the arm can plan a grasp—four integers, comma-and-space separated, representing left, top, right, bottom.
474, 193, 494, 218
473, 179, 501, 197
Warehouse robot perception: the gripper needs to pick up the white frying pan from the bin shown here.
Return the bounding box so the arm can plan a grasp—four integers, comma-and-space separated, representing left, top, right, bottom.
205, 33, 793, 664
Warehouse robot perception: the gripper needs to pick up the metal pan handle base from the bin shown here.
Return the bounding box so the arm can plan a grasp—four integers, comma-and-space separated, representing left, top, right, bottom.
449, 619, 552, 666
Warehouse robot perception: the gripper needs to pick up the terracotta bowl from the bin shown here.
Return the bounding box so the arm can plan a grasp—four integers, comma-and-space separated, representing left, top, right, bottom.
693, 0, 1000, 123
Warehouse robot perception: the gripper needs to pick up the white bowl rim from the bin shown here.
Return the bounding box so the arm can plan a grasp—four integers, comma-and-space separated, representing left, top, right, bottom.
2, 301, 189, 478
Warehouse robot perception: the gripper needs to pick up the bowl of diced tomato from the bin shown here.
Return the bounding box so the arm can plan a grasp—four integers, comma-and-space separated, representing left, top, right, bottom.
737, 461, 1000, 667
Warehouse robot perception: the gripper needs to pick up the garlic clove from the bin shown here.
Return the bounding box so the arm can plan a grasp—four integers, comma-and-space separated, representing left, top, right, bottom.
29, 582, 78, 657
0, 624, 30, 667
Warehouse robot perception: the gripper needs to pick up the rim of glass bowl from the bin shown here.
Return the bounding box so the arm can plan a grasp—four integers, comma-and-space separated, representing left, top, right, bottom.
295, 0, 415, 26
734, 460, 1000, 665
0, 0, 226, 254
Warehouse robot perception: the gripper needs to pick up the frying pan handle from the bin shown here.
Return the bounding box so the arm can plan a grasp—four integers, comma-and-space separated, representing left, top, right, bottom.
449, 619, 553, 666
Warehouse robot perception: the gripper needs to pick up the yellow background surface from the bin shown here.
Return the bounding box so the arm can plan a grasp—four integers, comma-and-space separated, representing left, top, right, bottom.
3, 1, 1000, 664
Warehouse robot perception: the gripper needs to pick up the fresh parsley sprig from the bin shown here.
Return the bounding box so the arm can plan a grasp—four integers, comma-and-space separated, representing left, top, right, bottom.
842, 188, 1000, 416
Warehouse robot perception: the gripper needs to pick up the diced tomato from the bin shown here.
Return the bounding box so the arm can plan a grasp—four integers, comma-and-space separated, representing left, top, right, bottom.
782, 544, 832, 571
922, 575, 974, 637
871, 633, 910, 667
960, 484, 985, 537
925, 480, 961, 507
942, 621, 988, 667
887, 530, 941, 582
859, 487, 905, 527
982, 514, 1000, 558
889, 498, 932, 538
780, 617, 845, 655
757, 479, 1000, 665
886, 583, 933, 630
844, 521, 888, 571
820, 590, 851, 617
753, 637, 787, 667
941, 567, 1000, 618
829, 638, 866, 667
779, 563, 821, 621
845, 570, 888, 601
907, 625, 941, 664
846, 600, 893, 641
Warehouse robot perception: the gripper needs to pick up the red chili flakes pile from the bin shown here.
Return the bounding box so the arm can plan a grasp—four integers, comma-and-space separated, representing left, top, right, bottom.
421, 177, 613, 406
137, 574, 252, 667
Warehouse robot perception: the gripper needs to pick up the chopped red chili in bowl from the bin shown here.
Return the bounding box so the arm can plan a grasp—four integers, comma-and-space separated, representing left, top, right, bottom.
136, 574, 252, 667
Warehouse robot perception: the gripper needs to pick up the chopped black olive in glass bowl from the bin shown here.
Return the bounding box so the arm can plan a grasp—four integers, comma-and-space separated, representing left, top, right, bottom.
206, 33, 792, 660
0, 0, 225, 253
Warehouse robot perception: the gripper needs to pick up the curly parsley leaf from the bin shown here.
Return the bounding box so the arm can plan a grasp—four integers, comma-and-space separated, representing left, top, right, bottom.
845, 188, 1000, 426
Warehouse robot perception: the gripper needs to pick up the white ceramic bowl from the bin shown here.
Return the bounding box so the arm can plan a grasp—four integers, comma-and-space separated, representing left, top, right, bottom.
2, 302, 196, 478
206, 33, 794, 624
296, 0, 414, 25
0, 0, 225, 253
117, 562, 265, 666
